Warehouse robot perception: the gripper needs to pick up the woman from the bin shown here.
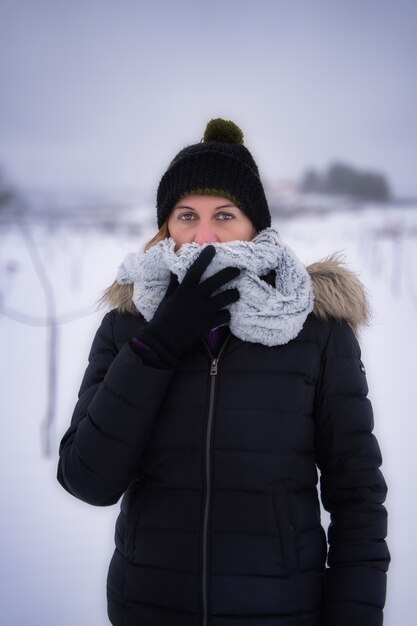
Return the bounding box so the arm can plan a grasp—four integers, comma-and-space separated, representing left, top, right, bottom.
57, 119, 390, 626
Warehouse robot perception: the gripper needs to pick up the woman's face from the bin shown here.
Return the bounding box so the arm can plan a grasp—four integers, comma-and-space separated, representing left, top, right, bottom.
168, 195, 257, 250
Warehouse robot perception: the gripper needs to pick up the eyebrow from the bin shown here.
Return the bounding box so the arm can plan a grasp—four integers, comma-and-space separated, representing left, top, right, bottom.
173, 204, 236, 210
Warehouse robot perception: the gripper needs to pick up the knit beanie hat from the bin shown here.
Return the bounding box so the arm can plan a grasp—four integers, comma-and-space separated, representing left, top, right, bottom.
156, 118, 271, 232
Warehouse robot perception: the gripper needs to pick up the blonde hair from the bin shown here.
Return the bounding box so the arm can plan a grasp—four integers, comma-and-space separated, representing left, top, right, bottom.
96, 221, 170, 314
143, 221, 170, 251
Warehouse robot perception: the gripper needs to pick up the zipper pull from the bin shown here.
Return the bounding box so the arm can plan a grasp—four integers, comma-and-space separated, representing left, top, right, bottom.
210, 358, 218, 376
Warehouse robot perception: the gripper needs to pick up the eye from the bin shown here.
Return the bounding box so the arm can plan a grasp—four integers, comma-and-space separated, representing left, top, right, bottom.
216, 213, 235, 220
178, 213, 196, 221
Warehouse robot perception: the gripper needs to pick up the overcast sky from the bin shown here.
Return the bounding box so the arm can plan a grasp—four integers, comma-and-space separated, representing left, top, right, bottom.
1, 0, 416, 198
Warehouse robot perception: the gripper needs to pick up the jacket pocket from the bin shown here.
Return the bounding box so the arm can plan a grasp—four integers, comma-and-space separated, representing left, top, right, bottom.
122, 475, 152, 562
270, 481, 300, 576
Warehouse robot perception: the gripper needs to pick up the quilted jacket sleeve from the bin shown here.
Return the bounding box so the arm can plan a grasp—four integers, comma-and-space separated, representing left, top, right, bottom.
314, 319, 390, 626
57, 311, 175, 506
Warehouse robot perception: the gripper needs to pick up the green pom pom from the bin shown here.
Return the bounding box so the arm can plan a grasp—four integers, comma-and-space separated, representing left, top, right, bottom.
203, 118, 244, 144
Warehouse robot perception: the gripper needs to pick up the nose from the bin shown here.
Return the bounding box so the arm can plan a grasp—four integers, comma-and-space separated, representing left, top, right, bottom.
193, 221, 220, 244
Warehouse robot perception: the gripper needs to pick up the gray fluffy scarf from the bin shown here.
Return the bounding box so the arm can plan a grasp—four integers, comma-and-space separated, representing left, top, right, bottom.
116, 228, 315, 347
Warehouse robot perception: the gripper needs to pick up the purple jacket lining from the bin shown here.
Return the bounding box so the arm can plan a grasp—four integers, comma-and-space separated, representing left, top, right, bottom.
131, 328, 222, 365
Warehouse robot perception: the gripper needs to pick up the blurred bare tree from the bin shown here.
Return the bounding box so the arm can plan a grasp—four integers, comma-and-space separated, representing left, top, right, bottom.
0, 165, 94, 457
299, 161, 391, 202
0, 167, 15, 209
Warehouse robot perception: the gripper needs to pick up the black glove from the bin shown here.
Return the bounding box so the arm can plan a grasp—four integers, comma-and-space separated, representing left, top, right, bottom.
132, 245, 240, 367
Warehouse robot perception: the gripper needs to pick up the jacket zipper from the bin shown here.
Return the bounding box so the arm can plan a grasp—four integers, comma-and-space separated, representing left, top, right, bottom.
201, 334, 230, 626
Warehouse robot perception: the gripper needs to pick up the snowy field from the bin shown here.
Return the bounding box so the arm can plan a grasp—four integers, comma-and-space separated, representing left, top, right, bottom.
1, 204, 416, 625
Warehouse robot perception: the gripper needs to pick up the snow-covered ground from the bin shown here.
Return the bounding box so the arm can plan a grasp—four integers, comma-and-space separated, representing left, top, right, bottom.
1, 204, 415, 625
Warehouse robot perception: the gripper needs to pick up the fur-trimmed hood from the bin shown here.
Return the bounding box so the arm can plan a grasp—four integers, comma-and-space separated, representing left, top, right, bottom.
307, 252, 371, 334
99, 251, 370, 337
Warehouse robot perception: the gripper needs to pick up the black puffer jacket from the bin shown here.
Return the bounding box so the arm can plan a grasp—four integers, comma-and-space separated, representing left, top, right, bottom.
57, 265, 390, 626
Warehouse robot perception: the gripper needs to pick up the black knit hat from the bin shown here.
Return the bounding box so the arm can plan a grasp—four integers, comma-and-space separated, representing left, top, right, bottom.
156, 118, 271, 232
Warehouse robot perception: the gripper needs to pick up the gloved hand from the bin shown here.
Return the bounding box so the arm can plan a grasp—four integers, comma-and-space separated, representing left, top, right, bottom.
133, 245, 240, 367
